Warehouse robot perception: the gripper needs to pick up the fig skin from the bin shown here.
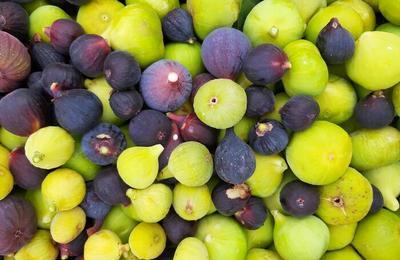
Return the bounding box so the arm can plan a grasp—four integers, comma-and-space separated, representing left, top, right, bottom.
212, 182, 251, 216
0, 1, 29, 41
45, 18, 84, 55
161, 209, 196, 245
109, 90, 144, 121
162, 8, 196, 43
245, 86, 275, 118
31, 42, 66, 70
234, 196, 268, 230
367, 185, 384, 215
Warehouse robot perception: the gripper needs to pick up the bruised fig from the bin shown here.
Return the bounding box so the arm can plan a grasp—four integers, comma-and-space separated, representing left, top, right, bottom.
31, 42, 65, 70
162, 8, 196, 44
215, 128, 256, 184
212, 182, 250, 216
245, 86, 275, 118
45, 18, 84, 55
243, 44, 291, 85
235, 197, 268, 230
316, 18, 355, 64
41, 63, 84, 96
0, 196, 37, 255
109, 90, 143, 121
0, 2, 28, 40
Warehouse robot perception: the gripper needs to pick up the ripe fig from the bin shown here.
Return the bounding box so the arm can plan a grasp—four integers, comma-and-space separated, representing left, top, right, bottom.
45, 18, 84, 55
125, 0, 179, 18
109, 90, 143, 121
0, 1, 29, 40
173, 183, 211, 221
162, 8, 196, 43
234, 197, 268, 230
327, 222, 357, 251
162, 209, 196, 245
59, 231, 87, 259
81, 182, 111, 220
174, 237, 209, 260
31, 42, 66, 70
158, 122, 183, 170
368, 185, 384, 215
164, 42, 204, 77
245, 86, 275, 118
212, 182, 250, 216
15, 230, 58, 260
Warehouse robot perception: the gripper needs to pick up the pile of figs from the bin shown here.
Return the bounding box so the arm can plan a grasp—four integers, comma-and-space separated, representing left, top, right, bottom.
0, 0, 399, 259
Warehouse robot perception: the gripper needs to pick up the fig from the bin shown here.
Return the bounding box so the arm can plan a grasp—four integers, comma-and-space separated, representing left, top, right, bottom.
321, 246, 362, 260
164, 42, 204, 76
0, 165, 13, 200
0, 144, 9, 169
212, 182, 250, 216
14, 230, 58, 260
245, 86, 275, 118
245, 216, 274, 249
201, 27, 251, 80
262, 92, 290, 122
162, 209, 196, 245
286, 121, 352, 185
158, 122, 183, 170
235, 197, 268, 230
376, 22, 400, 37
41, 62, 84, 96
109, 90, 143, 121
243, 0, 305, 47
173, 184, 211, 221
291, 0, 326, 23
218, 116, 257, 143
59, 231, 87, 259
81, 182, 111, 219
101, 206, 137, 243
31, 42, 66, 70
27, 71, 45, 96
84, 229, 123, 260
45, 18, 84, 55
126, 0, 179, 18
272, 210, 330, 260
327, 223, 357, 251
140, 59, 192, 112
25, 189, 56, 229
331, 0, 376, 32
129, 222, 166, 260
190, 73, 215, 103
0, 31, 31, 93
50, 206, 86, 244
379, 0, 400, 25
368, 185, 384, 215
162, 8, 196, 43
246, 248, 282, 260
0, 2, 29, 40
174, 237, 209, 260
63, 142, 100, 181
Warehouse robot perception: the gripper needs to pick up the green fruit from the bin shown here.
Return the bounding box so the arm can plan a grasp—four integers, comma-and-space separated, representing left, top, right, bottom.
84, 230, 123, 260
332, 0, 376, 31
195, 214, 247, 260
102, 206, 138, 243
117, 144, 163, 189
218, 116, 257, 143
272, 210, 330, 260
246, 248, 282, 260
29, 5, 70, 42
328, 64, 347, 79
25, 189, 56, 229
286, 121, 352, 185
327, 223, 357, 250
157, 166, 174, 181
0, 127, 27, 151
126, 0, 179, 17
14, 230, 58, 260
245, 154, 288, 198
120, 204, 142, 222
361, 0, 378, 10
263, 171, 297, 211
164, 42, 204, 76
392, 83, 400, 116
282, 40, 329, 97
306, 4, 364, 43
129, 222, 166, 259
346, 31, 400, 90
353, 83, 372, 99
77, 0, 124, 35
22, 0, 48, 14
126, 183, 172, 223
321, 246, 362, 260
350, 126, 400, 171
173, 184, 211, 221
290, 0, 326, 23
0, 166, 13, 200
315, 74, 357, 124
262, 92, 290, 122
64, 142, 101, 181
206, 176, 219, 214
187, 0, 240, 39
120, 125, 135, 147
363, 163, 400, 211
0, 145, 9, 169
245, 216, 274, 249
174, 237, 209, 260
352, 209, 400, 259
50, 207, 86, 244
379, 0, 400, 25
243, 0, 306, 47
376, 23, 400, 37
25, 126, 75, 170
316, 167, 373, 225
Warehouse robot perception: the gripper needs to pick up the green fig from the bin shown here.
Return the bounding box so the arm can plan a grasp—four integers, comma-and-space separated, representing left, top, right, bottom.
246, 248, 282, 260
331, 0, 376, 31
22, 0, 48, 15
272, 210, 330, 260
126, 0, 179, 18
376, 23, 400, 37
218, 117, 257, 143
379, 0, 400, 26
392, 83, 400, 116
14, 230, 58, 260
262, 92, 290, 122
361, 0, 378, 10
327, 223, 357, 250
64, 142, 101, 181
102, 206, 138, 243
321, 246, 362, 260
0, 127, 27, 151
164, 42, 204, 76
263, 171, 297, 211
290, 0, 326, 23
174, 237, 209, 260
245, 215, 274, 249
25, 189, 56, 229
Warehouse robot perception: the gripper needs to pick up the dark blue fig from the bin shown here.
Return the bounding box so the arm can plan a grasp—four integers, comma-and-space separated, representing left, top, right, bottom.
80, 182, 111, 219
279, 95, 320, 131
234, 196, 267, 230
109, 90, 143, 121
190, 73, 215, 103
70, 34, 111, 78
81, 123, 127, 166
31, 42, 66, 70
27, 71, 46, 96
201, 27, 251, 79
354, 91, 395, 129
248, 119, 289, 155
368, 185, 384, 215
53, 89, 103, 135
245, 85, 275, 118
0, 88, 49, 136
279, 180, 320, 217
140, 59, 192, 112
243, 44, 291, 85
104, 51, 141, 91
162, 8, 196, 44
316, 18, 355, 65
129, 109, 172, 146
158, 122, 183, 170
45, 19, 84, 55
214, 128, 256, 184
212, 182, 251, 216
59, 231, 87, 259
162, 209, 196, 245
0, 2, 28, 41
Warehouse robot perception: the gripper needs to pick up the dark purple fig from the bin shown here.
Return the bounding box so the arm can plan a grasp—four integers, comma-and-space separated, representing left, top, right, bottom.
279, 95, 320, 131
41, 62, 84, 97
109, 90, 143, 121
368, 185, 384, 215
27, 71, 45, 95
0, 2, 28, 40
129, 109, 172, 146
245, 85, 275, 118
80, 182, 111, 219
93, 166, 130, 206
215, 128, 256, 184
45, 19, 84, 55
316, 18, 355, 65
167, 112, 218, 150
59, 231, 87, 259
31, 42, 66, 70
81, 123, 127, 166
0, 88, 49, 136
70, 34, 111, 78
190, 73, 215, 103
212, 182, 251, 216
140, 59, 192, 112
53, 89, 103, 135
9, 147, 48, 190
0, 31, 31, 93
354, 91, 395, 129
65, 0, 90, 5
248, 119, 289, 155
201, 27, 251, 79
159, 122, 183, 170
243, 44, 291, 85
104, 51, 141, 91
279, 180, 320, 217
0, 196, 37, 255
162, 8, 196, 44
162, 209, 196, 245
234, 197, 267, 230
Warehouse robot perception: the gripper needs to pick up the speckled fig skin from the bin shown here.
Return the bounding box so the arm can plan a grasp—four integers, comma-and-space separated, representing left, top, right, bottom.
162, 8, 196, 43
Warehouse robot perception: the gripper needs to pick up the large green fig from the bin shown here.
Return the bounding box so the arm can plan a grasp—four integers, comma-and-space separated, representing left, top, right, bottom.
126, 0, 179, 18
379, 0, 400, 26
321, 246, 362, 260
327, 223, 357, 250
291, 0, 327, 23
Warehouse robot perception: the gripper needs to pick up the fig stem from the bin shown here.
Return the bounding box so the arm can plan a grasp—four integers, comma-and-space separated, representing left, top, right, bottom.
268, 26, 279, 38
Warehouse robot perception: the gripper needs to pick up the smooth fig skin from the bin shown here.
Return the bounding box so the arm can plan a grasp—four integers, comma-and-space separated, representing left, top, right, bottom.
27, 71, 46, 96
245, 86, 275, 118
59, 231, 87, 259
45, 18, 84, 55
162, 209, 196, 245
109, 90, 144, 121
162, 8, 196, 44
367, 185, 384, 215
0, 2, 29, 41
80, 182, 111, 220
316, 18, 355, 65
190, 73, 215, 103
158, 122, 183, 170
31, 42, 66, 70
212, 182, 251, 216
235, 197, 268, 230
243, 44, 291, 85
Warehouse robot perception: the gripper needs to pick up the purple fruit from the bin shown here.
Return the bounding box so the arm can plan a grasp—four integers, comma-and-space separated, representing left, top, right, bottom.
162, 8, 196, 44
162, 209, 196, 245
234, 197, 267, 230
201, 27, 251, 79
245, 86, 275, 118
59, 231, 87, 259
104, 51, 141, 91
70, 34, 111, 77
212, 182, 251, 216
109, 90, 143, 121
368, 185, 384, 215
31, 42, 66, 70
0, 196, 37, 255
45, 19, 84, 55
0, 2, 28, 41
140, 59, 192, 112
158, 122, 183, 170
81, 182, 111, 219
190, 73, 215, 103
129, 109, 172, 146
27, 71, 45, 95
243, 44, 291, 85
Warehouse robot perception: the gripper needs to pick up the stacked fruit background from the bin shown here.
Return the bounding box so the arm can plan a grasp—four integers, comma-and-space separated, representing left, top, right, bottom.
0, 0, 399, 259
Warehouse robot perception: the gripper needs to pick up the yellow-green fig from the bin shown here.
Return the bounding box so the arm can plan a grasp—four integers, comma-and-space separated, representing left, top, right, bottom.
352, 209, 400, 259
0, 128, 27, 151
84, 230, 123, 260
50, 207, 86, 244
101, 206, 138, 243
245, 216, 274, 249
392, 83, 400, 116
14, 230, 58, 260
290, 0, 327, 23
126, 0, 179, 17
263, 171, 297, 211
243, 0, 306, 47
173, 184, 211, 221
376, 23, 400, 37
321, 246, 362, 260
246, 248, 283, 260
362, 0, 378, 10
332, 0, 376, 31
379, 0, 400, 26
0, 165, 13, 200
174, 237, 209, 260
25, 189, 56, 229
164, 42, 204, 76
327, 223, 357, 250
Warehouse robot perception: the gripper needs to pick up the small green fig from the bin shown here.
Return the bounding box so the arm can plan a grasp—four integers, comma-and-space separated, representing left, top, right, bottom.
327, 223, 357, 250
263, 171, 297, 211
321, 246, 362, 260
102, 206, 138, 243
164, 42, 204, 76
25, 189, 56, 229
0, 128, 27, 151
376, 23, 400, 37
14, 230, 58, 260
246, 248, 283, 260
245, 215, 274, 249
174, 237, 209, 260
